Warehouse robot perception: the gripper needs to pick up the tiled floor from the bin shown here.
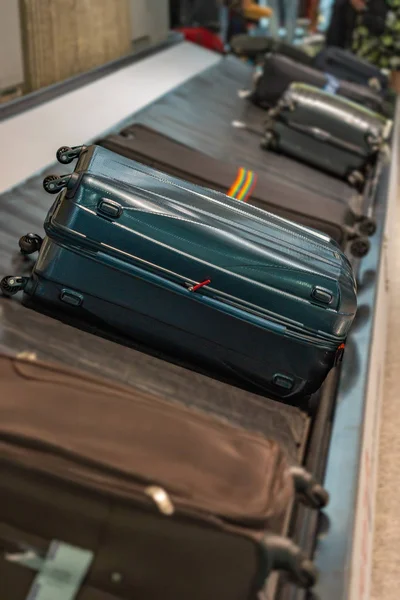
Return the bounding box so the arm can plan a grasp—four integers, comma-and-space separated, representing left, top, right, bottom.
372, 186, 400, 600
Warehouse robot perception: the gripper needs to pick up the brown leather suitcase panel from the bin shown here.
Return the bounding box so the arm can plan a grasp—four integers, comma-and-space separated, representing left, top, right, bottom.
0, 353, 317, 600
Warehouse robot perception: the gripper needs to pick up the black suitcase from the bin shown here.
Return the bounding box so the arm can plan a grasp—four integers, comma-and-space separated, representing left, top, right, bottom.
262, 83, 392, 187
98, 123, 376, 257
252, 53, 384, 114
231, 34, 314, 66
314, 47, 389, 93
1, 144, 357, 402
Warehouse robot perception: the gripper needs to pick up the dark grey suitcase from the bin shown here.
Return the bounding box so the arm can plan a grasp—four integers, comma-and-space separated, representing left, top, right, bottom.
262, 83, 392, 188
314, 47, 389, 93
230, 34, 315, 66
252, 53, 385, 114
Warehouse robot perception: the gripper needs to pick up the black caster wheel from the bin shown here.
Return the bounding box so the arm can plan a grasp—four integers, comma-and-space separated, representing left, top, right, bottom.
19, 233, 43, 255
43, 175, 61, 194
265, 535, 318, 589
358, 217, 377, 237
0, 276, 28, 296
366, 132, 381, 149
296, 558, 318, 589
56, 146, 73, 164
121, 130, 135, 140
347, 169, 365, 189
306, 483, 330, 510
350, 236, 370, 258
56, 145, 85, 164
261, 130, 278, 151
43, 174, 71, 194
290, 466, 330, 510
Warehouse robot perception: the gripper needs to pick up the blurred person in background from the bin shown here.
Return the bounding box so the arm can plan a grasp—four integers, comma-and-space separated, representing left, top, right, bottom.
222, 0, 248, 40
221, 0, 273, 41
324, 0, 357, 45
351, 0, 400, 92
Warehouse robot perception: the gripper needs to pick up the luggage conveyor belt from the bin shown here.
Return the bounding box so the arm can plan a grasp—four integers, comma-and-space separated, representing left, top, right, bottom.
0, 45, 312, 600
128, 56, 358, 206
0, 42, 397, 599
122, 55, 397, 600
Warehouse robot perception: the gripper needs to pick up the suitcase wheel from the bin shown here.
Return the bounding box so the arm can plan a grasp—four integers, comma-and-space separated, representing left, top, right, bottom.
350, 236, 370, 258
0, 275, 28, 296
43, 174, 71, 194
19, 233, 43, 256
302, 483, 329, 510
365, 133, 382, 152
290, 466, 330, 510
296, 559, 318, 589
358, 216, 377, 237
264, 535, 318, 589
56, 145, 85, 164
347, 169, 365, 189
261, 130, 278, 151
120, 130, 135, 140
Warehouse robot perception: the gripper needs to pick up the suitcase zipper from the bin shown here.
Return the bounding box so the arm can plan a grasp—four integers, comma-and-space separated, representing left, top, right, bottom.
94, 232, 336, 314
45, 231, 345, 346
185, 279, 211, 293
97, 247, 343, 343
3, 446, 270, 531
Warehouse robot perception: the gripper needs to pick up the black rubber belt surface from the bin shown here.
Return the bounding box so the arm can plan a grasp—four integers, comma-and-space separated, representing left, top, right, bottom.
130, 55, 356, 205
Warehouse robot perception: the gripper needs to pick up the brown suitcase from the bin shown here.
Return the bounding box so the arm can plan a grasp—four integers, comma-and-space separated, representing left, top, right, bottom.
0, 352, 322, 599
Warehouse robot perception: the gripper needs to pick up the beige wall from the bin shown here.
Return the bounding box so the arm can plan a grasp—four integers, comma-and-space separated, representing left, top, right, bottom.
0, 0, 169, 93
0, 0, 24, 90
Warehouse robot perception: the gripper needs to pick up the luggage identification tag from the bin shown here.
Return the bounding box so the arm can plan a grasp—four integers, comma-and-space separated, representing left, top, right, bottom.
227, 167, 258, 202
323, 74, 340, 95
21, 541, 93, 600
